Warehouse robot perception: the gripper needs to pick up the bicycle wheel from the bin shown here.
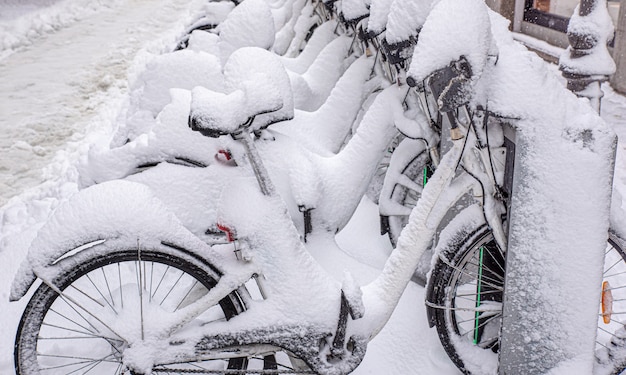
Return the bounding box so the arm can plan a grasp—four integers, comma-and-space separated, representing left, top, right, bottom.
384, 148, 432, 247
14, 249, 289, 374
428, 220, 503, 375
428, 217, 626, 375
380, 147, 433, 286
597, 232, 626, 375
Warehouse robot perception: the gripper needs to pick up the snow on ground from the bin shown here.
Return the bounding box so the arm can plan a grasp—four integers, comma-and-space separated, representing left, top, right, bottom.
0, 0, 210, 370
0, 0, 121, 59
0, 0, 207, 207
1, 1, 626, 374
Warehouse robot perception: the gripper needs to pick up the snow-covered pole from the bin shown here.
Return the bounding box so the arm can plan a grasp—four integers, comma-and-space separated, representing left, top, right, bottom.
559, 0, 616, 113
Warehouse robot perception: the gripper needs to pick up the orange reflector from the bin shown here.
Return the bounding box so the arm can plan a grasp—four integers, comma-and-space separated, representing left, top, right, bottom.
602, 280, 613, 325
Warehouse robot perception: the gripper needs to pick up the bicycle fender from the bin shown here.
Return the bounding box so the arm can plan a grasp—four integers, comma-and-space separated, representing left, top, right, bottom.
378, 138, 428, 216
10, 180, 224, 301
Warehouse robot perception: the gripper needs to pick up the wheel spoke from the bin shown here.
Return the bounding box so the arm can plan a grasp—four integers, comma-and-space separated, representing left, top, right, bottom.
176, 280, 200, 310
604, 256, 624, 275
455, 311, 501, 327
101, 267, 116, 308
454, 289, 502, 298
118, 263, 124, 309
151, 265, 171, 300
452, 270, 503, 291
38, 351, 119, 365
47, 307, 99, 336
463, 258, 505, 282
160, 270, 186, 306
150, 262, 155, 302
56, 288, 125, 341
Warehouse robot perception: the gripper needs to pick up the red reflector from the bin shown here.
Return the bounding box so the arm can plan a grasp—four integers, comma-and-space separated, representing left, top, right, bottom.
217, 149, 232, 160
217, 223, 236, 242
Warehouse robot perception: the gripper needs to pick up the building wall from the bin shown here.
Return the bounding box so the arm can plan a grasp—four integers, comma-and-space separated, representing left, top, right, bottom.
611, 0, 626, 93
488, 0, 626, 94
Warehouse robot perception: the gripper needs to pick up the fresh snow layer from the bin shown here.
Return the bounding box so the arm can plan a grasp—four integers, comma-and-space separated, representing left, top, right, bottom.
1, 0, 626, 374
408, 0, 494, 83
384, 0, 433, 44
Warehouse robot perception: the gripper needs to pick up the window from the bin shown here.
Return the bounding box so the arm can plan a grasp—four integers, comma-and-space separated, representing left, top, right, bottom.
524, 0, 621, 33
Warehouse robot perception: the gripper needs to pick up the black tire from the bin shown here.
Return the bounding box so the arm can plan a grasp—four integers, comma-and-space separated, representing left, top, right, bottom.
427, 219, 503, 375
428, 216, 626, 375
14, 249, 277, 374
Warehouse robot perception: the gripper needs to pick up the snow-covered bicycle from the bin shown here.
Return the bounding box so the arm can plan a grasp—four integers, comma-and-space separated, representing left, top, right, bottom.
10, 1, 625, 375
377, 1, 626, 374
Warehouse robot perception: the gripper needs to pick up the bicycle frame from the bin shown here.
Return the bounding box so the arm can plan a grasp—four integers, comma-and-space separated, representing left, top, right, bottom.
117, 92, 509, 373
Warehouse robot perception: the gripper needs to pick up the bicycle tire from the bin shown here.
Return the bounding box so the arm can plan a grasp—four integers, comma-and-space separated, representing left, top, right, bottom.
428, 212, 626, 375
13, 249, 286, 374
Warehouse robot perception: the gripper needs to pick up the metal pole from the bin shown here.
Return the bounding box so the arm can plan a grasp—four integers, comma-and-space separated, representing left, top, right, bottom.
559, 0, 617, 113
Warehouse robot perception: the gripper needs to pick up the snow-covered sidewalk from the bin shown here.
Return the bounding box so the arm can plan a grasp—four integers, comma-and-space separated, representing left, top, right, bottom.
0, 0, 207, 206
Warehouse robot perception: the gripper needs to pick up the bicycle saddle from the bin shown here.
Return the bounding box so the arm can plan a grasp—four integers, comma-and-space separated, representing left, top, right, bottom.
189, 47, 294, 137
340, 0, 369, 27
365, 0, 393, 39
189, 77, 283, 137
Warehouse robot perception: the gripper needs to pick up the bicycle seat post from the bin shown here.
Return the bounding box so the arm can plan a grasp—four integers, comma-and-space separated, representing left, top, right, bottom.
231, 128, 276, 197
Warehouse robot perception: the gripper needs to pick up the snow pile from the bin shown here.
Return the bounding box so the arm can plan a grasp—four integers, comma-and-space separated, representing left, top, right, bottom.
287, 35, 354, 111
366, 0, 394, 36
129, 50, 224, 117
190, 47, 294, 134
385, 0, 433, 44
278, 20, 339, 75
271, 0, 310, 56
407, 0, 494, 83
222, 47, 295, 129
9, 180, 201, 298
78, 89, 224, 186
273, 55, 381, 155
559, 1, 616, 77
341, 0, 370, 22
215, 0, 276, 63
0, 0, 122, 59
